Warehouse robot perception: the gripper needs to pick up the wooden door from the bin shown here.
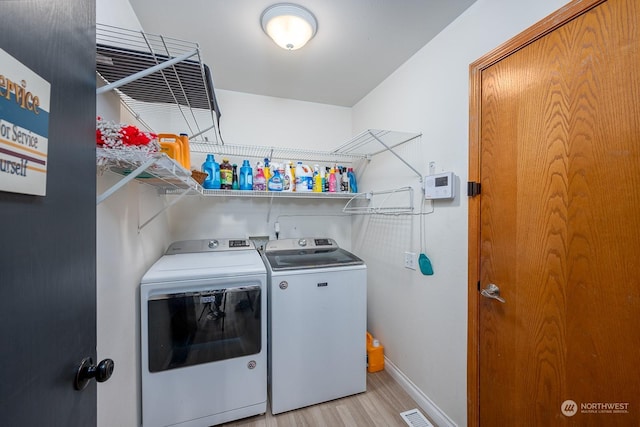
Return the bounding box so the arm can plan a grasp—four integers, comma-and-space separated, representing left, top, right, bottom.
468, 0, 640, 425
0, 0, 98, 425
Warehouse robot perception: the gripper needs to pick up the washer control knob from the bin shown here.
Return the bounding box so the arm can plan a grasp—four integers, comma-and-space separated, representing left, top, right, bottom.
208, 240, 219, 249
298, 239, 307, 247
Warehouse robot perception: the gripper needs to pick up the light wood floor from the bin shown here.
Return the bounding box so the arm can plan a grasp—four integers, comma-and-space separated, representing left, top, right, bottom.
219, 370, 436, 427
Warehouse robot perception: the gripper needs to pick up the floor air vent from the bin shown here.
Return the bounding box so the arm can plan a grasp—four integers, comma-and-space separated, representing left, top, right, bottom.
400, 408, 434, 427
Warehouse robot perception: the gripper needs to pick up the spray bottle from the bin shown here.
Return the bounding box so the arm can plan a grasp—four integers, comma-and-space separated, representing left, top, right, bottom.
328, 167, 337, 193
253, 161, 266, 191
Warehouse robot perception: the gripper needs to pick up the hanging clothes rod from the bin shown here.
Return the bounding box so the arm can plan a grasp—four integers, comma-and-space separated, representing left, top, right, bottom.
343, 186, 414, 214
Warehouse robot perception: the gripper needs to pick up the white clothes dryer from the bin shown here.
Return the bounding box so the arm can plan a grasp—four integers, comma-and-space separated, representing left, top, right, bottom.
140, 238, 266, 427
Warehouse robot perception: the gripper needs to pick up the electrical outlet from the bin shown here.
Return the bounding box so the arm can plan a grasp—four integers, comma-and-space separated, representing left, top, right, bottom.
404, 252, 417, 270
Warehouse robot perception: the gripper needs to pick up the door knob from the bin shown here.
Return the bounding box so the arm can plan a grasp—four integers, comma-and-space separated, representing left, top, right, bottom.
480, 283, 506, 303
74, 357, 114, 390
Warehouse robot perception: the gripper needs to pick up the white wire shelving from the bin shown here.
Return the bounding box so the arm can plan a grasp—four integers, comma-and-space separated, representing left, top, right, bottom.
343, 187, 415, 215
189, 129, 423, 171
96, 148, 202, 231
96, 148, 198, 203
188, 141, 362, 165
97, 129, 421, 197
96, 23, 220, 142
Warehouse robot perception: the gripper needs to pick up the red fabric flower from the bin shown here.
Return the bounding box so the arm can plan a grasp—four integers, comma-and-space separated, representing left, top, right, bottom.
96, 117, 159, 152
119, 125, 157, 146
96, 128, 104, 146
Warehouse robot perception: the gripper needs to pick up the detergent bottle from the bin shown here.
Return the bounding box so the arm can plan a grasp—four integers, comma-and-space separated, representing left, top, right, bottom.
313, 165, 323, 192
158, 134, 183, 167
295, 162, 312, 192
201, 154, 220, 190
253, 161, 267, 191
179, 133, 191, 170
366, 332, 385, 373
347, 167, 358, 193
283, 161, 294, 192
239, 160, 253, 190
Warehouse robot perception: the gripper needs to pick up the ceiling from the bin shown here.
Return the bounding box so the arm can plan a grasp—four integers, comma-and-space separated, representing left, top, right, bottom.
128, 0, 477, 107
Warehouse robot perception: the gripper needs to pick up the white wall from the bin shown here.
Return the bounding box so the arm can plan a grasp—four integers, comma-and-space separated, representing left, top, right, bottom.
96, 170, 169, 427
96, 3, 156, 427
351, 0, 569, 425
210, 88, 353, 148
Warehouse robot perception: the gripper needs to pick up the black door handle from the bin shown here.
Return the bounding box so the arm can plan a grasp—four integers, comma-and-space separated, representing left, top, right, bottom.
74, 357, 114, 390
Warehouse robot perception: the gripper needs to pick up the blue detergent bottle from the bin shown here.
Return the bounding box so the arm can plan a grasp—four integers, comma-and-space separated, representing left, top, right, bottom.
202, 154, 221, 189
239, 159, 253, 190
347, 167, 358, 193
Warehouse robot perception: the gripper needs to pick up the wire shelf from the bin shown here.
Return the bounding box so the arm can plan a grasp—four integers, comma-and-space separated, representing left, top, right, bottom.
189, 141, 363, 164
96, 130, 422, 218
197, 189, 356, 198
331, 129, 421, 157
96, 23, 220, 142
189, 129, 422, 167
96, 148, 199, 204
343, 186, 414, 214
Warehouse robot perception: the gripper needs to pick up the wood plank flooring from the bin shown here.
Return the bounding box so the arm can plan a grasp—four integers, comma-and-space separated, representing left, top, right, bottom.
219, 370, 436, 427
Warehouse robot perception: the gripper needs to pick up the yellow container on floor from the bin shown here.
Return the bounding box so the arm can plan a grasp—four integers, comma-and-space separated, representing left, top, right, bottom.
367, 332, 385, 373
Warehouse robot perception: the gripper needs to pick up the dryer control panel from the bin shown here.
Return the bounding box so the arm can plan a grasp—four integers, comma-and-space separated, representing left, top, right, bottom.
166, 238, 254, 254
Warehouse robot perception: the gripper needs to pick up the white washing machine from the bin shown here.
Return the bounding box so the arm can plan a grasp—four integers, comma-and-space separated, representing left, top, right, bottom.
140, 238, 267, 427
263, 237, 367, 415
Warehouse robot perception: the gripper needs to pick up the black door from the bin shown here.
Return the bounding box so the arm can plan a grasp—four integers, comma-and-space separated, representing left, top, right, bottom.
0, 1, 98, 425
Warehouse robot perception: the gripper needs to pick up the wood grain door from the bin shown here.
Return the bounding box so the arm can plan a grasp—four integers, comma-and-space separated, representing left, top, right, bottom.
468, 0, 640, 425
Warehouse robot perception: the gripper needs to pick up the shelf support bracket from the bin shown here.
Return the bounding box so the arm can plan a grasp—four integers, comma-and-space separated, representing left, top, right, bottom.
138, 189, 193, 232
368, 130, 423, 182
97, 156, 159, 204
189, 123, 217, 140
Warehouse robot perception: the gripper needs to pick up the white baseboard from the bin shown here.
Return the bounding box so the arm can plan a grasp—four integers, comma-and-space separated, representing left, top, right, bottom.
383, 356, 457, 427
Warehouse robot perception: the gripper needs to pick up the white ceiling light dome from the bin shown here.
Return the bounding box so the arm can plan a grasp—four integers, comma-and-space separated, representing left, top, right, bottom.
261, 3, 318, 51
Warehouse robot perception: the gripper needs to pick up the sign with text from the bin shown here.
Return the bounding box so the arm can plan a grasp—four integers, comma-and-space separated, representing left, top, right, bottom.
0, 48, 50, 196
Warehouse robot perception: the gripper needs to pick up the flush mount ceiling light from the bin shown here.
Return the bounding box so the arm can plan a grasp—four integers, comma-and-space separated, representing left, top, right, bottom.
261, 3, 317, 51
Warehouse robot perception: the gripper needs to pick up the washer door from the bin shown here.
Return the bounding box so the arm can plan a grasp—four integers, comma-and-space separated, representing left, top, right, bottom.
147, 285, 261, 372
